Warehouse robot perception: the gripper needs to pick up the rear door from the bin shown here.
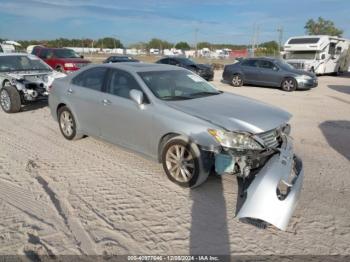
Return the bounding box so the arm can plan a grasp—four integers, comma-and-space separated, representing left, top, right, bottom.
257, 60, 282, 86
99, 69, 154, 154
240, 59, 260, 84
68, 67, 108, 136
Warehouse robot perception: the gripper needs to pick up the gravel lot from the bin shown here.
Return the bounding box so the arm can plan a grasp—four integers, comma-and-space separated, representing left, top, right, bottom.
0, 71, 349, 256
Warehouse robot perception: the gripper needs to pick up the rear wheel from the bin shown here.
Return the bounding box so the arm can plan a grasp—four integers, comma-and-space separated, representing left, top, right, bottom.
231, 74, 243, 87
58, 106, 80, 140
161, 136, 211, 188
0, 84, 21, 113
281, 78, 297, 92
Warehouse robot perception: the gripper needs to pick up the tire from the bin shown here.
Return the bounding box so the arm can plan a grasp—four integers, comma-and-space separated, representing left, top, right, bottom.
161, 135, 212, 188
56, 66, 65, 73
231, 74, 243, 87
57, 106, 80, 140
0, 84, 21, 113
281, 77, 297, 92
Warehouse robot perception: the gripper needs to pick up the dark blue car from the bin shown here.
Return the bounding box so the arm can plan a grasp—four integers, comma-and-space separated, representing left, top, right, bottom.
223, 57, 318, 91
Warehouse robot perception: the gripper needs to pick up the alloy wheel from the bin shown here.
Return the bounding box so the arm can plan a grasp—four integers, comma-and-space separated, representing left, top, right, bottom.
60, 111, 74, 137
283, 79, 295, 91
232, 75, 242, 86
165, 144, 195, 183
0, 89, 11, 111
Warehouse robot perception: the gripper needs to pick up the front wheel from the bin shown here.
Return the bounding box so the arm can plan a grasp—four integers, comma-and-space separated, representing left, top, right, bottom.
281, 78, 297, 92
161, 136, 211, 188
231, 74, 243, 87
0, 85, 21, 113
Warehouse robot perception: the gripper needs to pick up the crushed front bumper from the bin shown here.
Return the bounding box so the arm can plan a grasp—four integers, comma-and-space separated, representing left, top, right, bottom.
235, 136, 304, 230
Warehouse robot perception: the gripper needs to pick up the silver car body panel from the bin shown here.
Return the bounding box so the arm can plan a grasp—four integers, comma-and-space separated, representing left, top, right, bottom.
237, 135, 304, 230
49, 63, 303, 230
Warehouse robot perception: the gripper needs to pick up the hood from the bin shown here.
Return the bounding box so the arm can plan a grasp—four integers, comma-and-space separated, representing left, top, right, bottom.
186, 63, 212, 71
167, 92, 291, 133
289, 68, 315, 77
7, 70, 52, 80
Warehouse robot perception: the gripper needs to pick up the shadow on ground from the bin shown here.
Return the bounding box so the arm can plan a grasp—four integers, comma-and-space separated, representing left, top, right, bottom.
21, 99, 48, 112
190, 175, 231, 255
319, 120, 350, 161
328, 85, 350, 95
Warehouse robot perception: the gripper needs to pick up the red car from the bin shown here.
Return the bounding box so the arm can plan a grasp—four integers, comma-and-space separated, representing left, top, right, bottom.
32, 46, 91, 73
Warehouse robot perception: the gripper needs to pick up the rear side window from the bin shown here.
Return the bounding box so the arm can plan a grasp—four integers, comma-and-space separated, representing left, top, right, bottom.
72, 67, 108, 91
241, 59, 258, 67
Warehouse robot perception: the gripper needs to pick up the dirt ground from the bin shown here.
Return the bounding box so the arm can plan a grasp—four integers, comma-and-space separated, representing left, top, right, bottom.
0, 70, 349, 256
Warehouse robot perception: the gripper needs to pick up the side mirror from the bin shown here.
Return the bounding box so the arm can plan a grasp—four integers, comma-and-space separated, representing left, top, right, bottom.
80, 55, 84, 59
130, 89, 144, 107
321, 54, 326, 60
273, 66, 279, 71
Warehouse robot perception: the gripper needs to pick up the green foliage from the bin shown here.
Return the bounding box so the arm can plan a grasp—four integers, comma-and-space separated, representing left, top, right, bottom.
255, 41, 279, 57
304, 17, 343, 36
197, 42, 211, 49
16, 37, 123, 49
95, 37, 123, 49
175, 41, 190, 50
128, 42, 147, 49
147, 38, 173, 49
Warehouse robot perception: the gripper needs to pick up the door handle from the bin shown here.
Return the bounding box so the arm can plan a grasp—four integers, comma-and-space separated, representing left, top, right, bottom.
102, 99, 111, 105
67, 88, 74, 94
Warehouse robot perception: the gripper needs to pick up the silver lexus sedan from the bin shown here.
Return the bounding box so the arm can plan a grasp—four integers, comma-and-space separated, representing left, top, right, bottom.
49, 63, 303, 230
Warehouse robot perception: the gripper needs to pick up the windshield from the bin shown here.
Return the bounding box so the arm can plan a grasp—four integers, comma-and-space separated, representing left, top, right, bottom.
286, 51, 316, 60
54, 49, 80, 58
0, 55, 52, 72
177, 57, 196, 65
138, 70, 221, 101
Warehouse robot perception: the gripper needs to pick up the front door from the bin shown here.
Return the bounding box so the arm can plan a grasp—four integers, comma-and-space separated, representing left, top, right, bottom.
99, 69, 154, 155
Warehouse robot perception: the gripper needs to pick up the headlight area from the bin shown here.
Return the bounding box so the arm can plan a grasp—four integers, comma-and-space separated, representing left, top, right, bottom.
208, 129, 278, 178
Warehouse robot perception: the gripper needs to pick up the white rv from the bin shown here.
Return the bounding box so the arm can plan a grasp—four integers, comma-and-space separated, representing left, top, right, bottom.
284, 35, 350, 75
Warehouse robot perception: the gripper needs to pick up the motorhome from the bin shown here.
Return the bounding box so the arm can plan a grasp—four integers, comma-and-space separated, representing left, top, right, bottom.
284, 35, 350, 75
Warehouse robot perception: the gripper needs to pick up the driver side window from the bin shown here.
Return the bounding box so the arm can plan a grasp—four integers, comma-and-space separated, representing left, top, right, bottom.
106, 69, 142, 99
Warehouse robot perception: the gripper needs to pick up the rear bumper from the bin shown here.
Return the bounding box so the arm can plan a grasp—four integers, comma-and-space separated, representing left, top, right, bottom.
236, 136, 303, 230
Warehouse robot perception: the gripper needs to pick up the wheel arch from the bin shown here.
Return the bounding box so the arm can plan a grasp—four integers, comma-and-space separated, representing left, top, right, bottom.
157, 132, 182, 162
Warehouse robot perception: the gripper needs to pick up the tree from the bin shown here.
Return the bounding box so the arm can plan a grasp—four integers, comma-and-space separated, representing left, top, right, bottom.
128, 42, 147, 49
197, 42, 211, 49
147, 38, 172, 50
304, 17, 343, 36
175, 41, 190, 50
96, 37, 123, 49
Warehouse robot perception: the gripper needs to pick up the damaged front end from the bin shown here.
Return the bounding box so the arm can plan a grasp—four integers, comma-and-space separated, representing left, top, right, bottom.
210, 125, 303, 230
7, 71, 65, 101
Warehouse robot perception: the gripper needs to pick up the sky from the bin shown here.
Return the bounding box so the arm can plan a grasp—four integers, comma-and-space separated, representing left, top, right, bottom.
0, 0, 349, 46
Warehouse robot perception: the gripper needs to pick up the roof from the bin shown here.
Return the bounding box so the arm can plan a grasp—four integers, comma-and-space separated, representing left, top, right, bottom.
243, 57, 279, 62
101, 62, 183, 72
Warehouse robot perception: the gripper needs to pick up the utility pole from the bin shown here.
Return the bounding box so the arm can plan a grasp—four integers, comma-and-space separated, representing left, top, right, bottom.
251, 23, 256, 57
256, 25, 260, 49
277, 26, 284, 56
194, 28, 198, 57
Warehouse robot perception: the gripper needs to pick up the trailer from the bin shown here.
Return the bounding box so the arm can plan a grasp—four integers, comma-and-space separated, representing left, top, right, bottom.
284, 35, 350, 75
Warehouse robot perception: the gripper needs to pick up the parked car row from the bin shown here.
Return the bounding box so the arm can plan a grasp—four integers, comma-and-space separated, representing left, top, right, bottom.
0, 52, 304, 230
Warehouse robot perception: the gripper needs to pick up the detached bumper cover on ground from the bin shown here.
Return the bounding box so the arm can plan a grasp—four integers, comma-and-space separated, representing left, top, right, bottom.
237, 136, 304, 230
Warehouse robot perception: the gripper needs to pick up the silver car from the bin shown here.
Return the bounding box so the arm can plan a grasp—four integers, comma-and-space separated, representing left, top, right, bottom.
49, 63, 303, 230
0, 53, 66, 113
